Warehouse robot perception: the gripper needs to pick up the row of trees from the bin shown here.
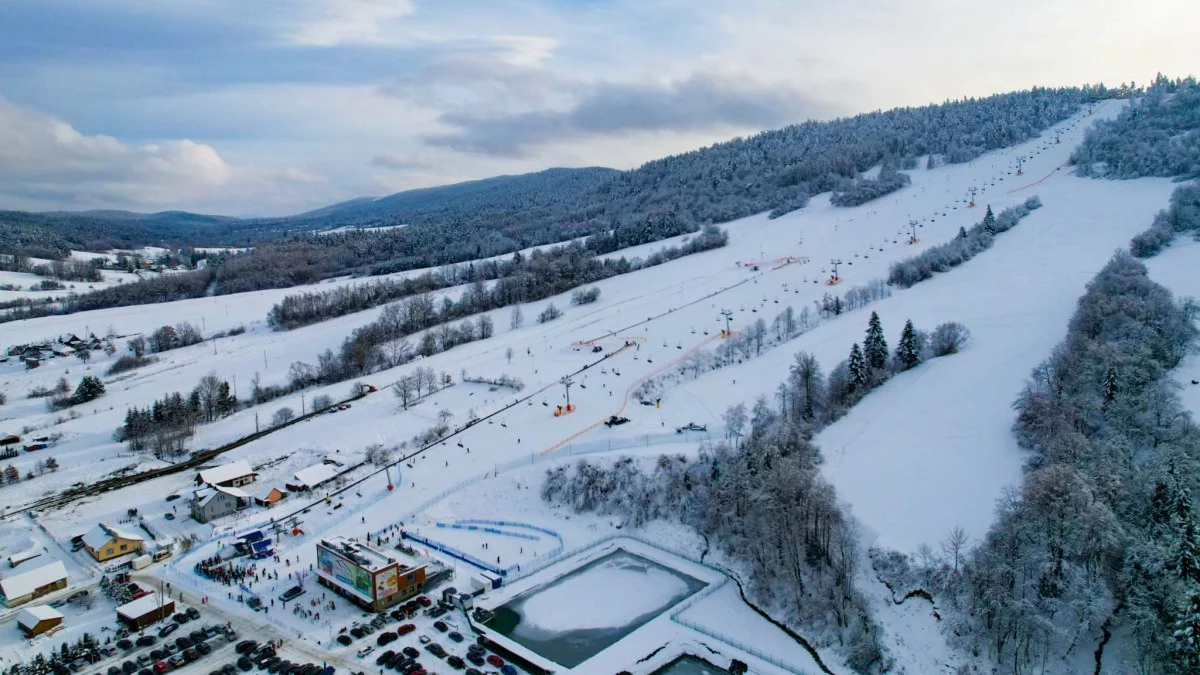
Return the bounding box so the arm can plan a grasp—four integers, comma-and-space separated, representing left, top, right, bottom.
1129, 183, 1200, 257
879, 253, 1199, 673
268, 220, 705, 332
117, 371, 237, 456
391, 366, 448, 409
280, 227, 727, 394
887, 197, 1042, 288
0, 254, 102, 282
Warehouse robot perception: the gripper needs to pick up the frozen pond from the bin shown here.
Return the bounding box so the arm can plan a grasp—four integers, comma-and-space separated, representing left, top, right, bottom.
490, 549, 706, 668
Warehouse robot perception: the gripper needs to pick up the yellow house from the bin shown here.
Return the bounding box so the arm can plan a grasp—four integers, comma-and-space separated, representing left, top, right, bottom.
82, 523, 145, 562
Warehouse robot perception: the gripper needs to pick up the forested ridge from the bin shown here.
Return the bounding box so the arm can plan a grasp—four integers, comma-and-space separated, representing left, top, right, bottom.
2, 84, 1123, 321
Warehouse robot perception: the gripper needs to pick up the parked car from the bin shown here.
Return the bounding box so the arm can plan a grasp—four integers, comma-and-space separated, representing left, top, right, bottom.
172, 613, 189, 624
396, 623, 415, 636
465, 668, 483, 675
136, 636, 158, 648
336, 635, 352, 646
356, 647, 375, 659
165, 494, 181, 502
376, 631, 397, 646
175, 637, 192, 650
424, 644, 445, 659
415, 596, 431, 607
137, 669, 152, 675
196, 643, 212, 656
221, 664, 237, 675
152, 662, 169, 675
375, 651, 395, 666
500, 665, 517, 675
167, 656, 185, 669
466, 654, 484, 667
185, 608, 200, 620
122, 662, 138, 674
371, 614, 387, 628
158, 624, 179, 638
402, 647, 420, 659
446, 656, 465, 670
486, 655, 504, 668
182, 649, 198, 663
447, 631, 463, 643
278, 586, 305, 602
432, 621, 447, 633
235, 641, 257, 655
349, 627, 366, 639
117, 640, 134, 651
236, 658, 252, 672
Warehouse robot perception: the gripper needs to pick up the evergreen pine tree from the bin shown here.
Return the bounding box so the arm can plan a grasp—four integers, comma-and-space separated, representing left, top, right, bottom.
864, 311, 889, 371
1103, 366, 1118, 404
983, 205, 996, 234
958, 226, 968, 239
1170, 588, 1200, 673
896, 319, 921, 370
1174, 516, 1200, 584
848, 343, 867, 388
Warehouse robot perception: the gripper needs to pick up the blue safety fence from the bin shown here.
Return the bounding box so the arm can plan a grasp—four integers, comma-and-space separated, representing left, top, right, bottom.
435, 522, 541, 541
401, 530, 509, 576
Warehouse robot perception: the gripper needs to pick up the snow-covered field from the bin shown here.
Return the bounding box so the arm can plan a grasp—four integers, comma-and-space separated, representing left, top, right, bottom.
0, 100, 1190, 674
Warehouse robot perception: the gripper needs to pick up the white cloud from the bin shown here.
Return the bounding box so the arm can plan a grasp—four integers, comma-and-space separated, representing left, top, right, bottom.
283, 0, 418, 47
0, 97, 333, 215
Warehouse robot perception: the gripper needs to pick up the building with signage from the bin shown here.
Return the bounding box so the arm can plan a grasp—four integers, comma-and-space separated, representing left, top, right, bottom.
315, 537, 427, 611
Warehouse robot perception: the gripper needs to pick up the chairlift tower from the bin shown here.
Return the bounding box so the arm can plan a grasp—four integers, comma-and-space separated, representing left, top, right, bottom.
827, 258, 843, 285
719, 309, 733, 338
968, 187, 978, 208
908, 220, 920, 245
1015, 157, 1024, 176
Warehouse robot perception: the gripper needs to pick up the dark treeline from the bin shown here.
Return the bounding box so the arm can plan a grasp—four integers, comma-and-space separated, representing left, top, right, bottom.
283, 226, 728, 390
1073, 75, 1200, 180
887, 197, 1042, 288
2, 86, 1120, 323
829, 167, 912, 207
267, 213, 695, 330
877, 253, 1200, 673
543, 312, 970, 672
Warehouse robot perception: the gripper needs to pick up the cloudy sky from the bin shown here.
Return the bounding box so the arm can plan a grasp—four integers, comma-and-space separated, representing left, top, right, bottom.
0, 0, 1195, 216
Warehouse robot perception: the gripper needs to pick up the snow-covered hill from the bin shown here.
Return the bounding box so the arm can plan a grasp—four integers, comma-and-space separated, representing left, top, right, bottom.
0, 100, 1188, 675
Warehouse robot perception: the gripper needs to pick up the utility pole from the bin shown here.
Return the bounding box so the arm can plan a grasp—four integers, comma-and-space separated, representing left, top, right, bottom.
719, 309, 733, 337
301, 394, 306, 416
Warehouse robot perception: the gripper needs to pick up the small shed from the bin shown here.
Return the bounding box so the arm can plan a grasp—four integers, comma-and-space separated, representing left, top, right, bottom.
17, 605, 64, 637
253, 487, 287, 508
0, 434, 20, 447
116, 593, 175, 629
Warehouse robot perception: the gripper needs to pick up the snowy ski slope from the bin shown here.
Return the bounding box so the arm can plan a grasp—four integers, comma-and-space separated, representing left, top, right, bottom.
0, 99, 1188, 674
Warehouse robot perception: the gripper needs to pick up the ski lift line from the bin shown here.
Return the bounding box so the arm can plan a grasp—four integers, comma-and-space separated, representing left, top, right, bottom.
1006, 100, 1109, 195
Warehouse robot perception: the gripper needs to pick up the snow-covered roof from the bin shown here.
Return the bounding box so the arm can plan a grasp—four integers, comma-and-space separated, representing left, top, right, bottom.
196, 485, 249, 508
82, 523, 144, 550
117, 592, 171, 620
197, 460, 256, 486
0, 560, 67, 600
8, 545, 42, 566
18, 605, 63, 628
290, 463, 338, 488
